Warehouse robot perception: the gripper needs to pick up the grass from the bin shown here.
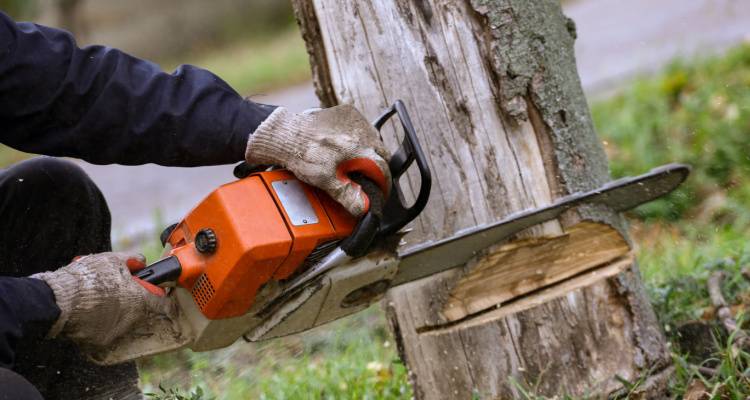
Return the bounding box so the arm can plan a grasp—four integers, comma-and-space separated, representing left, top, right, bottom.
636, 224, 750, 327
593, 43, 750, 222
594, 43, 750, 333
138, 307, 411, 400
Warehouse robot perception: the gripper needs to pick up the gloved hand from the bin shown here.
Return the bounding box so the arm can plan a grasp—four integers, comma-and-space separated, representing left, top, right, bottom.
31, 252, 183, 351
246, 104, 391, 217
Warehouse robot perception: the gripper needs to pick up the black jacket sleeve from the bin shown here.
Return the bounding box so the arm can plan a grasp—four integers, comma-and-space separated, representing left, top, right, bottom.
0, 277, 59, 368
0, 12, 276, 167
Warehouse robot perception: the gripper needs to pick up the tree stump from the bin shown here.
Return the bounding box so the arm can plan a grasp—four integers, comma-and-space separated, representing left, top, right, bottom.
292, 0, 671, 397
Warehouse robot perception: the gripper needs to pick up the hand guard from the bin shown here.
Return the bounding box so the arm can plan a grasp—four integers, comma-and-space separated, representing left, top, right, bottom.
245, 104, 391, 216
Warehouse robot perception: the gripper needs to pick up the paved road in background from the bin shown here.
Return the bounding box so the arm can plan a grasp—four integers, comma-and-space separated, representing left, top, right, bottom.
569, 0, 750, 97
77, 0, 750, 244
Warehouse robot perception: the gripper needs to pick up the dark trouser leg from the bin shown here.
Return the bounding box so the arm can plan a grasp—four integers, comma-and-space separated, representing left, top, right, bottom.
0, 157, 140, 400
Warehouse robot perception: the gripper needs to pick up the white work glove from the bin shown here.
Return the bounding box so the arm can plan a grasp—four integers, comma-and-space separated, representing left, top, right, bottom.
246, 104, 391, 217
31, 252, 183, 354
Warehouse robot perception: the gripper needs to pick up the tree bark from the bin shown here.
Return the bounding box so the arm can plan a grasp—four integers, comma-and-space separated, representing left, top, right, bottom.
292, 0, 670, 397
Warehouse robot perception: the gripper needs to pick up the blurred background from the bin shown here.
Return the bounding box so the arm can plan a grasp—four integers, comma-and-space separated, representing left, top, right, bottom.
2, 0, 750, 398
2, 0, 308, 92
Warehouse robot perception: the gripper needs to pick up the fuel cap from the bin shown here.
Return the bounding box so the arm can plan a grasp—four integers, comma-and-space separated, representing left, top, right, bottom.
195, 228, 217, 254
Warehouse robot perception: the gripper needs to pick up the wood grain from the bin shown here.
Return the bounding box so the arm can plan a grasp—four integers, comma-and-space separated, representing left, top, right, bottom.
443, 221, 631, 322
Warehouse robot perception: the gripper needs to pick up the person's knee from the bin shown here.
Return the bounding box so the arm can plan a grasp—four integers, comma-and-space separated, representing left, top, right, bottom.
0, 368, 43, 400
0, 156, 112, 275
3, 156, 96, 193
0, 156, 108, 216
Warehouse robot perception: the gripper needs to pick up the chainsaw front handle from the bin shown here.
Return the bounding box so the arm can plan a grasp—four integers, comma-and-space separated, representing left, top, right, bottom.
373, 100, 432, 238
331, 100, 432, 258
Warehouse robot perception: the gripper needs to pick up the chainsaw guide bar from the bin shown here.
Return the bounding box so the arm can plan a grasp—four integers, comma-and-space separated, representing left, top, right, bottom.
393, 163, 690, 286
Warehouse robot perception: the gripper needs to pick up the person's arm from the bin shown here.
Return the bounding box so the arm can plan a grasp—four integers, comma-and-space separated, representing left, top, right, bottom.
0, 277, 59, 368
0, 11, 274, 167
0, 11, 392, 215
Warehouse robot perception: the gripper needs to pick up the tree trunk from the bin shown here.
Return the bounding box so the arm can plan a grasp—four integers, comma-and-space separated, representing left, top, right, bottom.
292, 0, 671, 397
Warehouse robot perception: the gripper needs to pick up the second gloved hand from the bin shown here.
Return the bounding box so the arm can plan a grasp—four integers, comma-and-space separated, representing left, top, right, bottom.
245, 105, 391, 217
31, 252, 183, 352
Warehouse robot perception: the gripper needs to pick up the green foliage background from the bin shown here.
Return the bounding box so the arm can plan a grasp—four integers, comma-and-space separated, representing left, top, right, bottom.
0, 0, 38, 19
594, 45, 750, 222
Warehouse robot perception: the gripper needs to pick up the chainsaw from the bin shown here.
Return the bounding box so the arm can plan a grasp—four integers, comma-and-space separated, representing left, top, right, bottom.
100, 100, 690, 364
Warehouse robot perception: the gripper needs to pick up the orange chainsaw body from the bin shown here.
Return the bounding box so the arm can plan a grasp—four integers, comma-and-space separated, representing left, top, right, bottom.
164, 170, 356, 320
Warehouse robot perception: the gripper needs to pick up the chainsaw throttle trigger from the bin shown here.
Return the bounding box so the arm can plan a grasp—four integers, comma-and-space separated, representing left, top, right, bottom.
373, 100, 432, 238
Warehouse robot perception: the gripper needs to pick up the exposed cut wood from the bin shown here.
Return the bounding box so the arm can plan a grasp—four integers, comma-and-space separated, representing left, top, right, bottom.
443, 221, 631, 321
429, 254, 634, 333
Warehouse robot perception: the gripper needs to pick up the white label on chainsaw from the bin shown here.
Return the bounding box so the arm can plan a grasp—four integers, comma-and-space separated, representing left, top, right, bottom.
272, 180, 319, 226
